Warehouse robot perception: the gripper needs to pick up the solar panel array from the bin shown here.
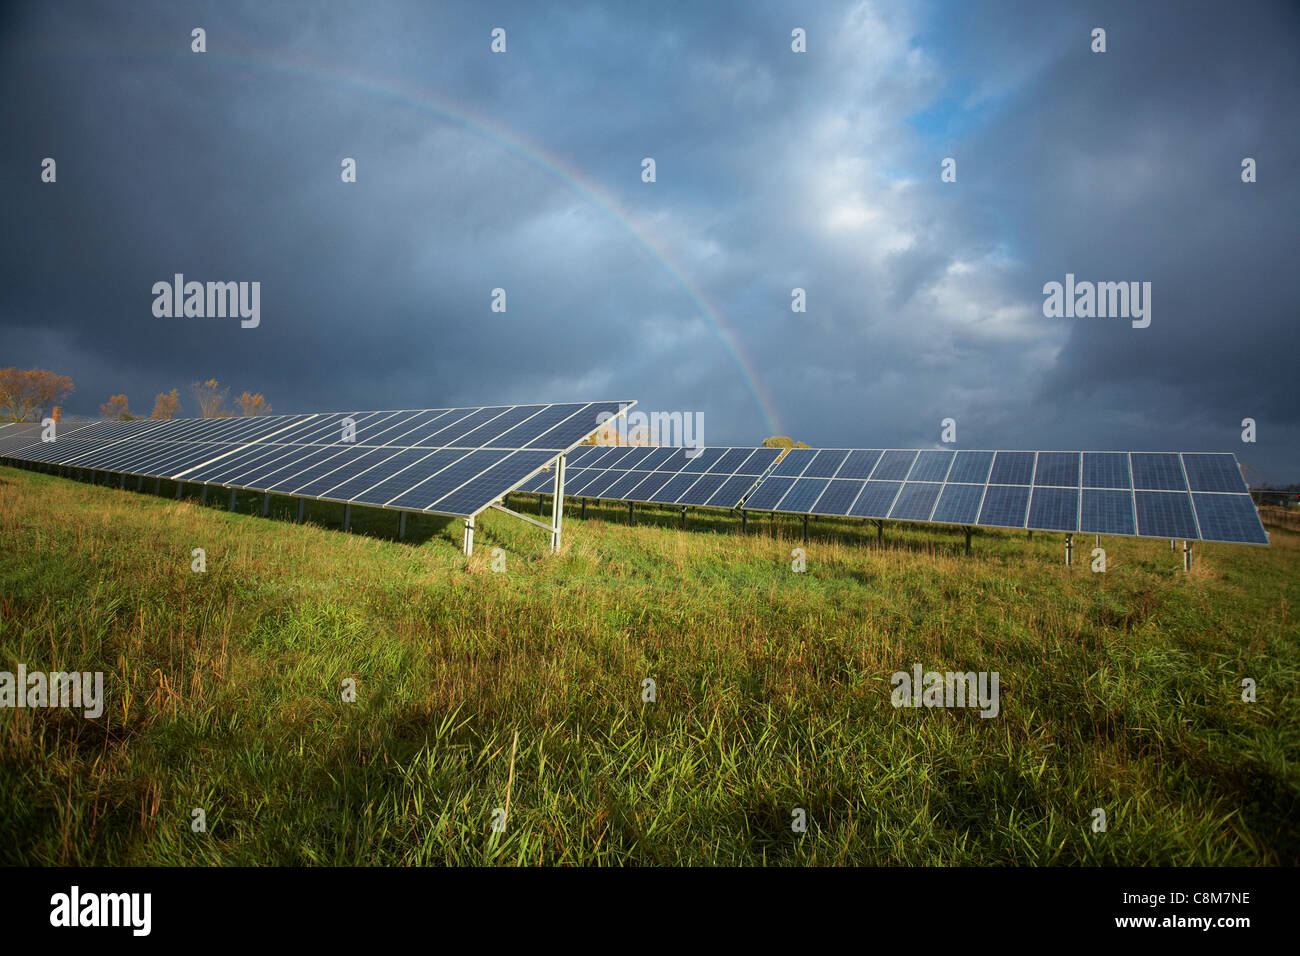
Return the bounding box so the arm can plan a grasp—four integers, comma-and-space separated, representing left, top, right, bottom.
517, 445, 782, 510
3, 418, 1267, 547
0, 403, 630, 518
738, 448, 1267, 545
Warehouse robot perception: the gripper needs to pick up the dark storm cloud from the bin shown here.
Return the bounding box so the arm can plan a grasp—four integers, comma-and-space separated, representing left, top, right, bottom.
1, 0, 1297, 481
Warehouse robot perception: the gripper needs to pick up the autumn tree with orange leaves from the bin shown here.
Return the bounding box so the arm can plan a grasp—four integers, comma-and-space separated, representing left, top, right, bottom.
0, 367, 75, 422
151, 389, 181, 419
191, 379, 229, 418
100, 394, 133, 420
235, 391, 272, 416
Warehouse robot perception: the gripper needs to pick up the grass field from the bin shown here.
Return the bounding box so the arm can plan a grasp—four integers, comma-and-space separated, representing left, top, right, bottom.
1, 464, 1297, 865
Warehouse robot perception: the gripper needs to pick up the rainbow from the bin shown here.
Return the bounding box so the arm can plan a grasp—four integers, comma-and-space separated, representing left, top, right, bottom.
45, 42, 785, 435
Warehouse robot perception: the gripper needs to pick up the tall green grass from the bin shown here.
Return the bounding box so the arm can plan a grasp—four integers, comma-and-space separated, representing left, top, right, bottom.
0, 465, 1296, 865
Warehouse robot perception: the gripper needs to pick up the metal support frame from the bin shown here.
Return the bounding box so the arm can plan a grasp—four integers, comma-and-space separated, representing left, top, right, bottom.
963, 526, 972, 555
262, 493, 270, 517
1183, 540, 1192, 572
876, 520, 884, 543
174, 481, 183, 500
802, 514, 809, 544
136, 474, 143, 491
119, 473, 125, 489
201, 484, 209, 505
343, 503, 352, 531
628, 501, 634, 526
463, 516, 475, 556
539, 494, 545, 516
229, 487, 237, 510
154, 477, 161, 494
681, 506, 688, 530
1065, 533, 1073, 566
581, 498, 587, 519
297, 499, 305, 523
484, 454, 568, 556
398, 511, 407, 539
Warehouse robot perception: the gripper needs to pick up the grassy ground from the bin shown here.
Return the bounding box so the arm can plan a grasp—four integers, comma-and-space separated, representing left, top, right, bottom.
0, 464, 1296, 865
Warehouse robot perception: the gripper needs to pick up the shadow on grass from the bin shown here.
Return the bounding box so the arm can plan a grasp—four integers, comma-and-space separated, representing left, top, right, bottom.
533, 492, 982, 559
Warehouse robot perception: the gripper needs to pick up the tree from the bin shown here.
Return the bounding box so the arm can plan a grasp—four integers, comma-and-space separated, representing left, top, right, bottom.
192, 379, 229, 418
0, 367, 75, 422
762, 436, 810, 449
235, 391, 272, 416
151, 388, 181, 420
100, 394, 132, 420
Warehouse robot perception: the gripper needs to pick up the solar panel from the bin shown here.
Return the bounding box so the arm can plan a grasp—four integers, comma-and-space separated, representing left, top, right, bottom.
4, 425, 1269, 548
908, 450, 955, 483
1027, 486, 1079, 532
1134, 490, 1199, 538
525, 445, 781, 511
848, 481, 901, 518
872, 450, 917, 481
1080, 488, 1135, 535
1182, 454, 1248, 493
1082, 452, 1131, 489
947, 451, 994, 484
726, 448, 1265, 547
932, 483, 985, 525
1131, 453, 1187, 491
978, 484, 1031, 529
0, 402, 632, 520
1191, 493, 1269, 545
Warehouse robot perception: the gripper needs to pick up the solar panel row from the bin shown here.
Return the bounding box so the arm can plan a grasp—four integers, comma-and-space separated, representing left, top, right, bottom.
0, 403, 630, 518
517, 444, 782, 510
737, 448, 1266, 545
2, 419, 1266, 547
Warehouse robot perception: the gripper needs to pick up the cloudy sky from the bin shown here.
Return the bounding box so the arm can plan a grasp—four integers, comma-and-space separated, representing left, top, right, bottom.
3, 0, 1297, 482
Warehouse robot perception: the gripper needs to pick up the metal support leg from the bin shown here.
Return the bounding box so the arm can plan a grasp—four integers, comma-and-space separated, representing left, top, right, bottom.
155, 477, 161, 494
1183, 540, 1192, 572
262, 493, 270, 517
1065, 533, 1073, 566
876, 520, 883, 543
201, 485, 208, 505
463, 516, 475, 556
344, 503, 352, 532
628, 501, 634, 526
175, 481, 183, 500
119, 473, 125, 489
740, 510, 747, 533
229, 487, 237, 510
398, 511, 407, 539
136, 474, 143, 491
539, 494, 545, 516
964, 527, 972, 556
1170, 539, 1176, 551
297, 499, 305, 523
581, 498, 587, 519
802, 514, 808, 544
550, 454, 566, 553
681, 507, 688, 530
